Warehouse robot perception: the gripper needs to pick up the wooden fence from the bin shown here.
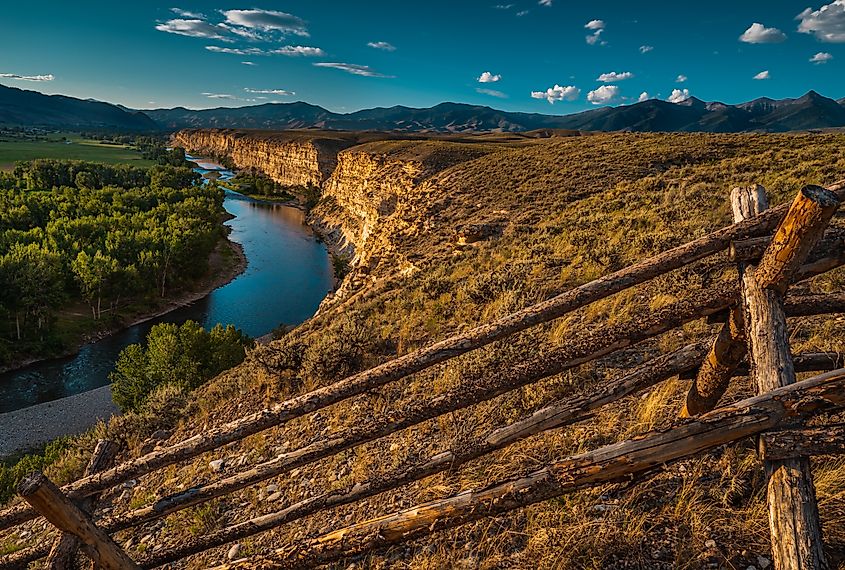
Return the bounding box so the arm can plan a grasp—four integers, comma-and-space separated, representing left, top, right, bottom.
1, 180, 844, 570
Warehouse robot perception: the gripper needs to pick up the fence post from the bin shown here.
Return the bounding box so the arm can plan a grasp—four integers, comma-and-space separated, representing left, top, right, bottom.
17, 472, 140, 570
47, 439, 120, 569
681, 185, 767, 416
736, 184, 839, 570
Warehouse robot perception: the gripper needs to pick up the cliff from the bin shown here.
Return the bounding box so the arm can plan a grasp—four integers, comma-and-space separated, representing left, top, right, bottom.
171, 129, 361, 188
173, 129, 498, 301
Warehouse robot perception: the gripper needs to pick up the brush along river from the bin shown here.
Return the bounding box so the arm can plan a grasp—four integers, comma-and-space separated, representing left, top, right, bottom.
0, 156, 334, 455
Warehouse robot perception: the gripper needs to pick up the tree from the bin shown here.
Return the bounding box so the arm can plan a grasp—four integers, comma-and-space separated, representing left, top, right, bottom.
110, 321, 252, 412
71, 250, 122, 319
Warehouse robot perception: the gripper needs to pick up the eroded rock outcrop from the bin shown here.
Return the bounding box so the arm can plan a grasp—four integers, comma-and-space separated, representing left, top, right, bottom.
172, 129, 358, 188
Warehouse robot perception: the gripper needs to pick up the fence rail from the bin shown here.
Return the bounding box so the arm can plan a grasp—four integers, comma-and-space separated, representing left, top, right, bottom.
1, 179, 844, 570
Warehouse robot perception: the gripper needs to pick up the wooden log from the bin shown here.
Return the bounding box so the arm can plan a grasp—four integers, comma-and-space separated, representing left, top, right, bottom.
730, 226, 845, 262
679, 351, 845, 381
47, 439, 119, 570
2, 180, 844, 532
0, 545, 45, 569
681, 185, 768, 417
739, 184, 836, 570
136, 341, 712, 568
105, 282, 738, 535
754, 185, 839, 294
214, 369, 845, 570
16, 472, 139, 570
760, 425, 845, 460
706, 293, 845, 323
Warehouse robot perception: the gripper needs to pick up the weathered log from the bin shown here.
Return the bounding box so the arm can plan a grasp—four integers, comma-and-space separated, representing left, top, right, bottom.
16, 472, 139, 570
730, 226, 845, 263
754, 185, 839, 294
681, 185, 768, 416
47, 440, 119, 570
214, 369, 845, 570
740, 184, 836, 570
679, 351, 845, 381
105, 283, 738, 534
706, 293, 845, 324
681, 306, 746, 415
760, 425, 845, 460
2, 180, 844, 532
137, 341, 712, 568
0, 545, 45, 569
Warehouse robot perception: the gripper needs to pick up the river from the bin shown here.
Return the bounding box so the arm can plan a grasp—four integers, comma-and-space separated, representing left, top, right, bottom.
0, 156, 334, 414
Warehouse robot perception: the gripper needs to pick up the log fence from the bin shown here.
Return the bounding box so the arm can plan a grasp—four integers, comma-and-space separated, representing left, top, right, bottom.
1, 180, 844, 570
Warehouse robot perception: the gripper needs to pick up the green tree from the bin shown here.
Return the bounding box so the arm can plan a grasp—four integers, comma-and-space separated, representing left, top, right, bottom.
110, 321, 252, 412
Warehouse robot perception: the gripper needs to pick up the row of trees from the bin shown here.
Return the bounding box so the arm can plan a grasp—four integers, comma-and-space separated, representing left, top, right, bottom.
0, 160, 225, 361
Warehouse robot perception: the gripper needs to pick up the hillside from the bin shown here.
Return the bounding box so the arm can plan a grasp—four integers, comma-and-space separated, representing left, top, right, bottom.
2, 131, 845, 569
0, 84, 157, 131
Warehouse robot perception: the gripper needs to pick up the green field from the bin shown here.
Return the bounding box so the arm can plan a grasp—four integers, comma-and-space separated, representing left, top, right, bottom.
0, 132, 155, 170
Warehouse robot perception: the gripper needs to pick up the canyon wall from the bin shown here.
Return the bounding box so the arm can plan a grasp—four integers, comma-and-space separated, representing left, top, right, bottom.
172, 129, 357, 188
172, 130, 495, 307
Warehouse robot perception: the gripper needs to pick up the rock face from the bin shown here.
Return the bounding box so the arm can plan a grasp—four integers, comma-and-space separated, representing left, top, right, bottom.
311, 147, 425, 266
172, 129, 357, 188
171, 130, 494, 310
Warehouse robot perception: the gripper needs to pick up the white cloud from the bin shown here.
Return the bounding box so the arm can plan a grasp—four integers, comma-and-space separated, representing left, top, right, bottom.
530, 84, 580, 103
753, 70, 771, 80
667, 88, 691, 103
638, 91, 650, 102
171, 7, 205, 19
313, 62, 394, 78
516, 10, 529, 16
478, 71, 501, 83
739, 22, 787, 43
494, 4, 514, 9
597, 71, 633, 82
797, 1, 845, 42
273, 46, 325, 56
156, 19, 232, 41
0, 72, 54, 81
245, 88, 295, 96
810, 51, 834, 63
538, 0, 553, 6
585, 19, 606, 45
367, 41, 396, 51
476, 87, 507, 98
205, 45, 264, 55
676, 74, 688, 83
587, 85, 621, 105
639, 45, 654, 53
205, 45, 323, 57
202, 93, 236, 99
241, 61, 256, 66
221, 9, 309, 37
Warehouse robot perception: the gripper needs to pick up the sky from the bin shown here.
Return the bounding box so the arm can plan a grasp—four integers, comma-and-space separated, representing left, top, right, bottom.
0, 1, 843, 114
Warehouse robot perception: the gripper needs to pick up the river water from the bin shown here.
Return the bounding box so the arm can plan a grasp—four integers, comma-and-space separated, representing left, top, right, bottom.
0, 157, 334, 413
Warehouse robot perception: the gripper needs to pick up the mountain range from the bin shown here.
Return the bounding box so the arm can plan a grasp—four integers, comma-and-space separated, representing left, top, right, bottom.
0, 84, 157, 131
2, 83, 845, 134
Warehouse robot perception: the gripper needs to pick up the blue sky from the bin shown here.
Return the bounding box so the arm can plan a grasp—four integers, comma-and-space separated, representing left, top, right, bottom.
1, 1, 843, 113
